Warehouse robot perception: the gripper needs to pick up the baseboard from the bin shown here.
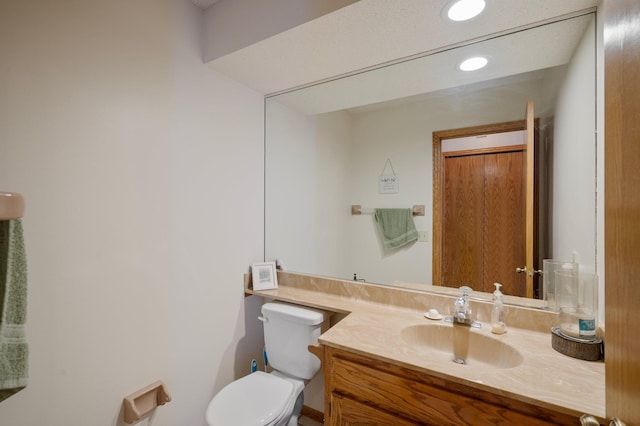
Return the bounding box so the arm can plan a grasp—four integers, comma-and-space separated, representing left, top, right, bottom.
301, 405, 324, 423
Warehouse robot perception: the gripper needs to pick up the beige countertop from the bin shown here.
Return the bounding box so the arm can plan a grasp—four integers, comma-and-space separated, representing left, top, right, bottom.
245, 271, 605, 421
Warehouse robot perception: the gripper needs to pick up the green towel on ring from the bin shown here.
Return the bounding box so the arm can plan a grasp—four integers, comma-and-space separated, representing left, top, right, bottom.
374, 208, 418, 250
0, 219, 28, 402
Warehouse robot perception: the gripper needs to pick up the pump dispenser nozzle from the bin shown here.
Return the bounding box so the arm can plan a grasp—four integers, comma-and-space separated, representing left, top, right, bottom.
493, 283, 503, 300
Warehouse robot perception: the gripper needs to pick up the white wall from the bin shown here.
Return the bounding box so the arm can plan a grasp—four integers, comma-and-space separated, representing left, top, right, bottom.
551, 19, 597, 269
348, 104, 433, 285
265, 101, 319, 271
265, 102, 354, 280
170, 1, 265, 424
551, 17, 601, 323
0, 1, 264, 425
315, 112, 353, 280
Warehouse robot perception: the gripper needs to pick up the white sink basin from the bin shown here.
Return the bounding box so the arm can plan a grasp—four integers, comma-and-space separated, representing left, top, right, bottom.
400, 323, 524, 369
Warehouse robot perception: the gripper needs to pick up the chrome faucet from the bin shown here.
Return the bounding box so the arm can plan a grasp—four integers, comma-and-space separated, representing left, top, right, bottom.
453, 286, 473, 325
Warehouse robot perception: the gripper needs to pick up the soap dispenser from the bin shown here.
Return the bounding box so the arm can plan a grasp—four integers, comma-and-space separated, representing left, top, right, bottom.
491, 283, 506, 334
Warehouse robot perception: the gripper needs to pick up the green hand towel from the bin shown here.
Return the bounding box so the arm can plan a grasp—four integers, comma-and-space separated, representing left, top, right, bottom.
374, 208, 419, 250
0, 219, 28, 402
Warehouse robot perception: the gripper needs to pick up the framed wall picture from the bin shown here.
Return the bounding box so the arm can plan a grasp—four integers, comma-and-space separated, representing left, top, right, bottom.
378, 158, 399, 194
251, 262, 278, 290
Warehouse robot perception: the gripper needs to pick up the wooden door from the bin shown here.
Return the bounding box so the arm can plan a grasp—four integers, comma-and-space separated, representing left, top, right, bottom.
484, 149, 526, 296
604, 0, 640, 424
441, 146, 526, 295
442, 153, 484, 289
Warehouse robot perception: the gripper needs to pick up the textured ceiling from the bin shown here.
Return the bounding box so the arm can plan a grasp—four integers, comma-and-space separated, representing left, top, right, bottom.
271, 13, 593, 115
206, 0, 599, 96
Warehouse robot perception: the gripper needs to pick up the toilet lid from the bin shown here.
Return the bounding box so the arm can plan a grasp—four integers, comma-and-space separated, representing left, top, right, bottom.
206, 371, 294, 426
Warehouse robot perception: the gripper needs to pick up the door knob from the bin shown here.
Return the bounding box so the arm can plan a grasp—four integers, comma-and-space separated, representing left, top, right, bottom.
580, 414, 627, 426
515, 266, 543, 276
580, 415, 600, 426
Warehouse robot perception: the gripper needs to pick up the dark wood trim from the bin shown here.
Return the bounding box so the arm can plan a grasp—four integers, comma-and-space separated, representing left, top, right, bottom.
443, 144, 526, 158
434, 119, 527, 139
308, 343, 324, 363
301, 405, 324, 423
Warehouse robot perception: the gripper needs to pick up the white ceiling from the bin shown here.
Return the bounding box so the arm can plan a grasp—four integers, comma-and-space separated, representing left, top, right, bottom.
206, 0, 599, 96
271, 13, 593, 115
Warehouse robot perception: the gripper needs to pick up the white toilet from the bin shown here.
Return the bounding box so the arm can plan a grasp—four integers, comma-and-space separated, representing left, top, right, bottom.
206, 302, 330, 426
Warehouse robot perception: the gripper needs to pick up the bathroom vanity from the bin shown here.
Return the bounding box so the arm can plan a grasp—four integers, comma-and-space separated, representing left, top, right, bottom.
322, 346, 577, 425
246, 271, 605, 425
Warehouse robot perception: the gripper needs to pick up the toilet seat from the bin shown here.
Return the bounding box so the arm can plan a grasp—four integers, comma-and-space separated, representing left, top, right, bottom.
206, 371, 304, 426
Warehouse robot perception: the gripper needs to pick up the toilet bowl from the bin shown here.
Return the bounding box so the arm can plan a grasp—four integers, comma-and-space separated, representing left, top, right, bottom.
205, 371, 304, 426
205, 302, 330, 426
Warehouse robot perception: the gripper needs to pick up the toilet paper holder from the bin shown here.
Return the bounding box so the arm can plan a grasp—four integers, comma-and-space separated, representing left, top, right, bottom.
123, 380, 171, 424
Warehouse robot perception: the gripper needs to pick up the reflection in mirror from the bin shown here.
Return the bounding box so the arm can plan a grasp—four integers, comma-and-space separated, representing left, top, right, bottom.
432, 119, 534, 299
265, 13, 597, 306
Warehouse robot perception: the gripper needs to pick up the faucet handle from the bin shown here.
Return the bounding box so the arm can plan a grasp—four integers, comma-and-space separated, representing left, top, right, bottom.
455, 287, 471, 310
453, 286, 473, 324
459, 286, 472, 296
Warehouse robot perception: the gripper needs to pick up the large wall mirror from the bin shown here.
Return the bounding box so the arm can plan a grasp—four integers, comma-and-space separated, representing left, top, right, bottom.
265, 12, 599, 306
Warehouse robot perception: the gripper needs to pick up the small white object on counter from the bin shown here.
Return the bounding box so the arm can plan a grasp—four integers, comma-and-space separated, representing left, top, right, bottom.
424, 309, 443, 320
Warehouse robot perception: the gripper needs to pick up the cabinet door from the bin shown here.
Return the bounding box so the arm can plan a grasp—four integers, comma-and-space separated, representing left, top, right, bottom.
326, 347, 579, 425
330, 393, 416, 426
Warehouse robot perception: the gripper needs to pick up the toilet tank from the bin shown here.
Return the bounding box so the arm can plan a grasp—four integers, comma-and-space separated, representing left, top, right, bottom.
261, 302, 330, 380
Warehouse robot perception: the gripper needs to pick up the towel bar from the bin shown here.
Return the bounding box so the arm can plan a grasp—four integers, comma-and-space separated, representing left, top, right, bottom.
351, 204, 425, 216
123, 380, 171, 424
0, 192, 24, 220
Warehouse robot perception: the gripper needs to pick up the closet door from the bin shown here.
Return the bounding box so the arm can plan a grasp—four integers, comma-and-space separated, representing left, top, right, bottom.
442, 147, 526, 295
442, 154, 485, 288
483, 149, 526, 296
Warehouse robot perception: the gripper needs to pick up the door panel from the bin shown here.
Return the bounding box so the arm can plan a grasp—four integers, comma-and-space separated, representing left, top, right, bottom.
484, 151, 526, 296
442, 154, 484, 288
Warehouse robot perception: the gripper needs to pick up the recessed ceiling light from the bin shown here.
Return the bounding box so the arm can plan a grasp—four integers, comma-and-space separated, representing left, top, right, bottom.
459, 57, 488, 71
446, 0, 486, 22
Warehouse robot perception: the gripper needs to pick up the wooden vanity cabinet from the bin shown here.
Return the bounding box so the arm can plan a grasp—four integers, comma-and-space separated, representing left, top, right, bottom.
322, 346, 579, 426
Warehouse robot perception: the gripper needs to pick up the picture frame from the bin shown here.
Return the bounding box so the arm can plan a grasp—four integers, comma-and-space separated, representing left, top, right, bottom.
378, 173, 399, 194
251, 262, 278, 290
